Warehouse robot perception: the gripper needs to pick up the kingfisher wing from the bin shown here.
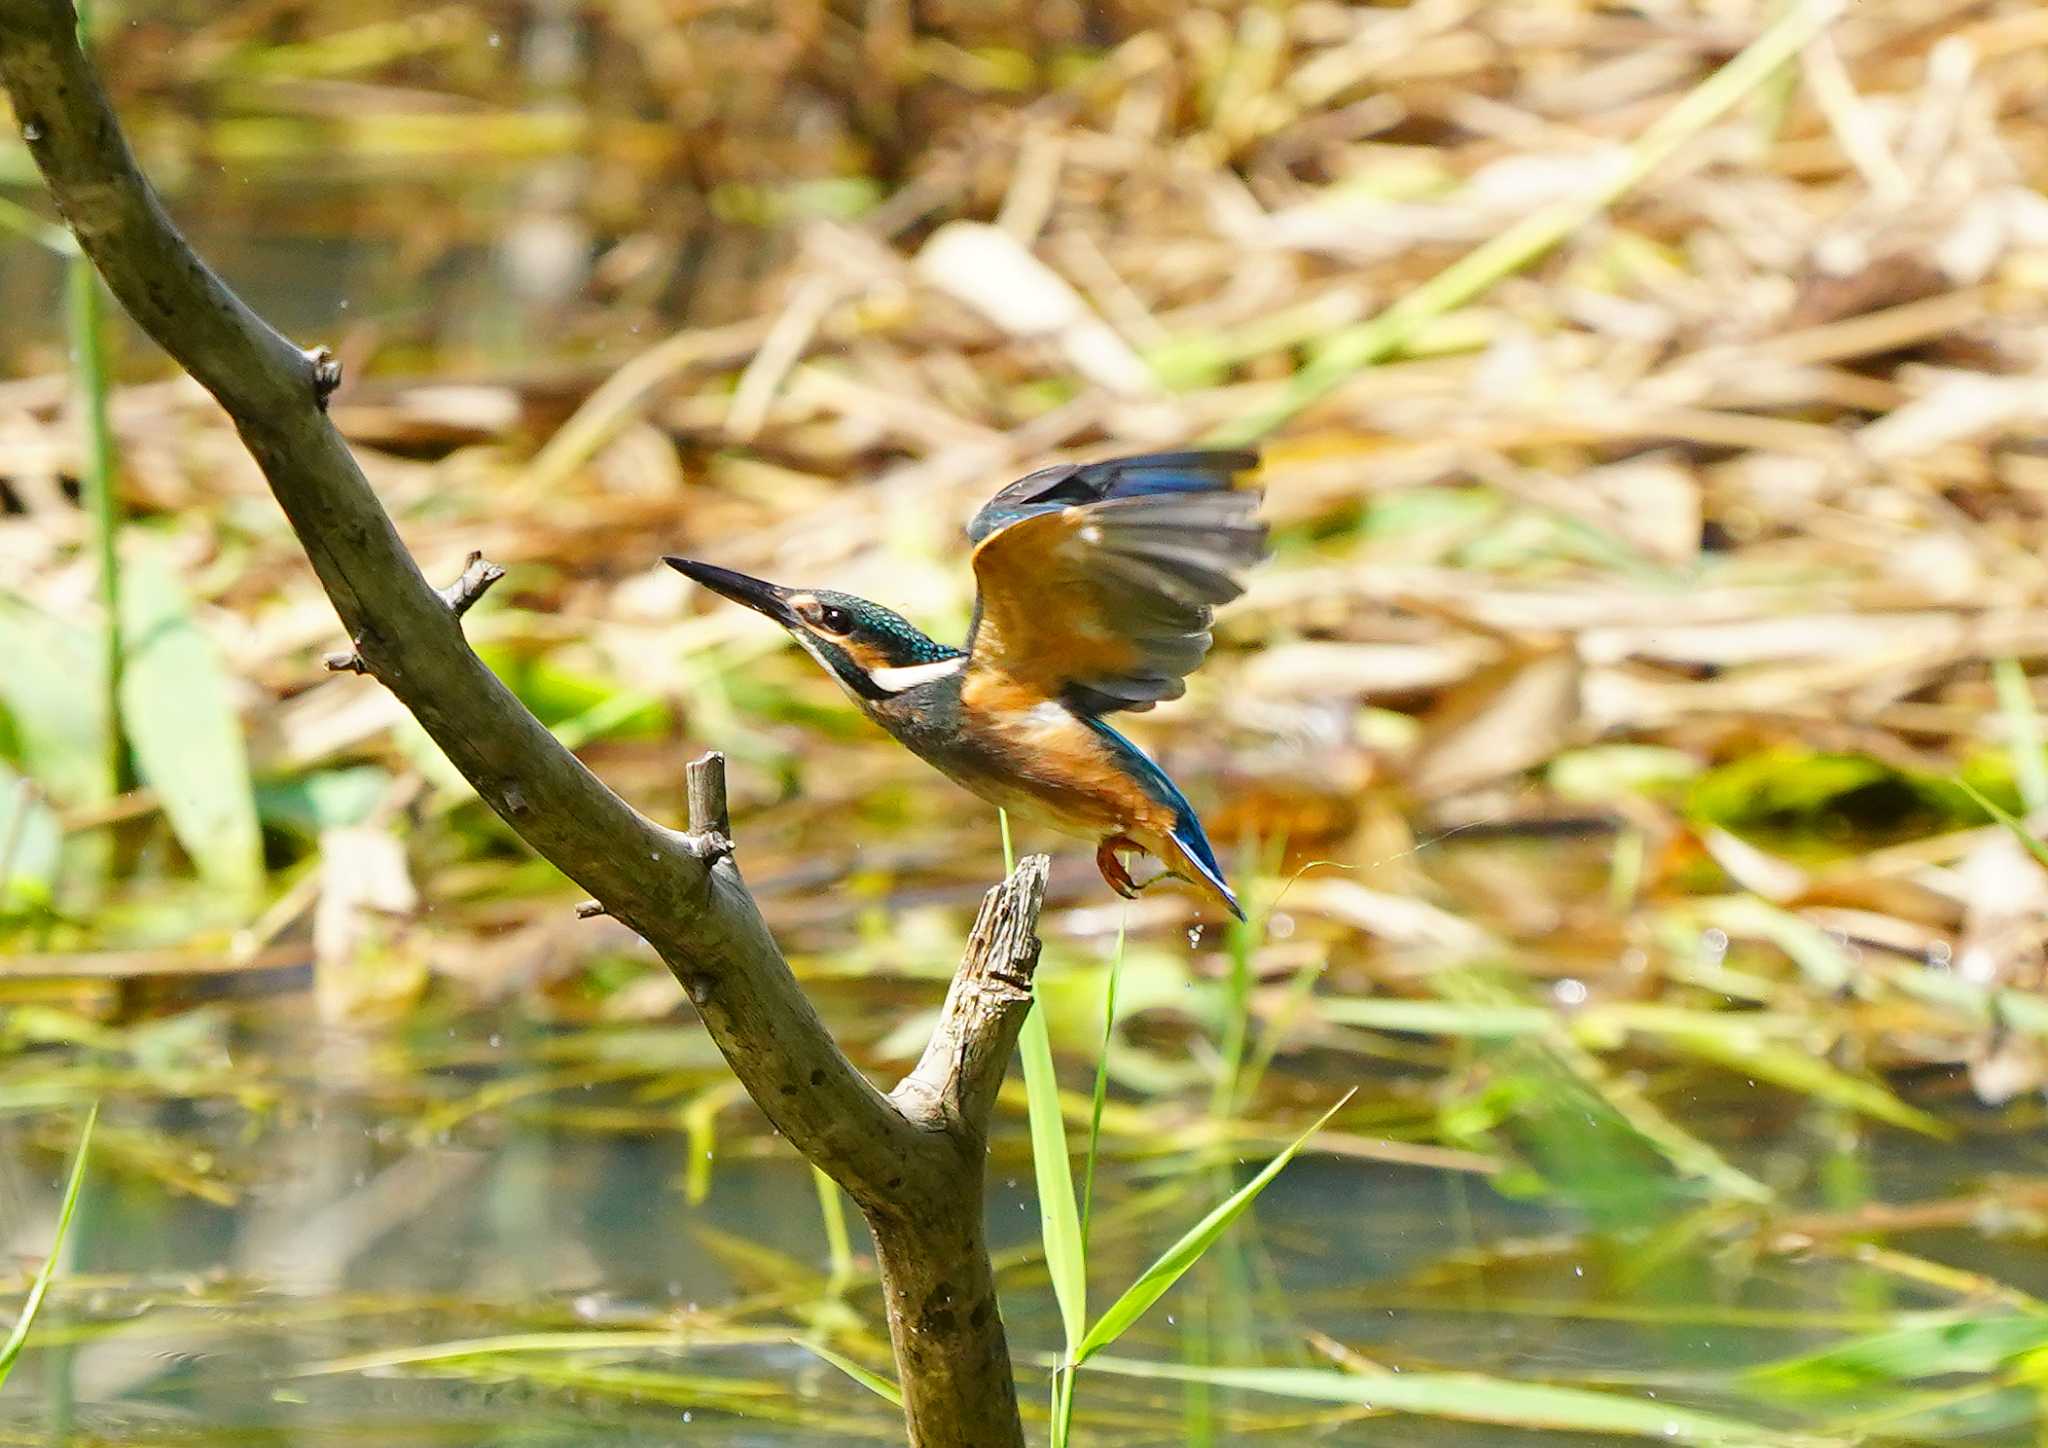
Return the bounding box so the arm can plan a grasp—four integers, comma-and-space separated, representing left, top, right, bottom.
965, 451, 1265, 714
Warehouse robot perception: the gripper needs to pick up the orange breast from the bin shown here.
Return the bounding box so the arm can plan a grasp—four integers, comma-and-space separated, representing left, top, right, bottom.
995, 704, 1187, 839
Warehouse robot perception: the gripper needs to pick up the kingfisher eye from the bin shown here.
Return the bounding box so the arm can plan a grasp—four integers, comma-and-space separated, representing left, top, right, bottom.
815, 604, 853, 635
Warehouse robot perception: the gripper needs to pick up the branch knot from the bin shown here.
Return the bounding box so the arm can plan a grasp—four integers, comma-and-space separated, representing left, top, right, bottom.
306, 346, 343, 410
325, 550, 504, 674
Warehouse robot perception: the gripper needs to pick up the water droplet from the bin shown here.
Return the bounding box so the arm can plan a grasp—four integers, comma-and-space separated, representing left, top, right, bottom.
1186, 925, 1204, 946
487, 31, 502, 46
487, 1033, 502, 1049
21, 122, 42, 141
1927, 939, 1953, 967
1553, 977, 1588, 1006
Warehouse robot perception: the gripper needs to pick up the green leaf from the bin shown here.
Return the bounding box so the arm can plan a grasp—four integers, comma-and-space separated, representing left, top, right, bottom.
0, 1102, 96, 1387
0, 600, 111, 807
1082, 1358, 1838, 1446
1320, 997, 1556, 1038
1684, 749, 1901, 833
794, 1338, 903, 1407
1749, 1316, 2048, 1396
1074, 1090, 1352, 1364
1020, 998, 1085, 1356
1661, 1028, 1947, 1137
118, 552, 263, 895
254, 766, 393, 838
0, 765, 61, 912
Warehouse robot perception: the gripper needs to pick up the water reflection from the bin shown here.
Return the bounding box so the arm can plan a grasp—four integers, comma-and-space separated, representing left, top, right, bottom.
4, 1000, 2041, 1445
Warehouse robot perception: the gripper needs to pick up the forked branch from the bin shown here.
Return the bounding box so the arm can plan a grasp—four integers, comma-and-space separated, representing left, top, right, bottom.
1, 8, 1043, 1441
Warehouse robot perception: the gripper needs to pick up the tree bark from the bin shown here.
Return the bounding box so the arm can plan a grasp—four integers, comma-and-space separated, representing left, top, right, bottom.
871, 1202, 1019, 1447
0, 7, 1037, 1442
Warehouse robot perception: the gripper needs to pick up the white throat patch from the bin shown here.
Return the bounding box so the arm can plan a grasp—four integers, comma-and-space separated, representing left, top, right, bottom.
870, 656, 965, 694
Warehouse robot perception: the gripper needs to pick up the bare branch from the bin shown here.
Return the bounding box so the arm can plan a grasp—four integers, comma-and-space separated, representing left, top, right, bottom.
325, 550, 506, 674
4, 12, 1053, 1438
0, 0, 923, 1207
892, 855, 1049, 1141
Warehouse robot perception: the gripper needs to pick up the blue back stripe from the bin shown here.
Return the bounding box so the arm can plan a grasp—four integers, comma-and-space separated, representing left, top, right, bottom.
1081, 717, 1233, 896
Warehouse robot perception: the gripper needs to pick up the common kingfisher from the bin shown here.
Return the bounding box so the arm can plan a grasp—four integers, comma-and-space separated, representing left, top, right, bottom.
665, 451, 1266, 919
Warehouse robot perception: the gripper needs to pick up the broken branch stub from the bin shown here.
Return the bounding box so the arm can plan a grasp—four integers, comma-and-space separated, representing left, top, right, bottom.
324, 550, 506, 674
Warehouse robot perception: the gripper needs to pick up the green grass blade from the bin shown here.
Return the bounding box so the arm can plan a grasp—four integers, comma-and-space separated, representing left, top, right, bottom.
1074, 1089, 1352, 1364
1663, 1030, 1946, 1137
0, 1102, 97, 1386
68, 253, 122, 797
1057, 910, 1127, 1448
1020, 998, 1086, 1356
812, 1165, 853, 1288
1747, 1315, 2048, 1396
0, 195, 78, 253
1211, 906, 1255, 1118
795, 1338, 904, 1408
1078, 913, 1125, 1252
1957, 778, 2048, 873
1993, 659, 2048, 815
1008, 806, 1085, 1361
1081, 1358, 1840, 1446
1235, 958, 1323, 1109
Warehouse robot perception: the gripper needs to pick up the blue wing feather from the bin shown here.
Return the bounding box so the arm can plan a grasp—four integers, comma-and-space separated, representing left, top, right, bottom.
1081, 716, 1241, 918
967, 450, 1259, 543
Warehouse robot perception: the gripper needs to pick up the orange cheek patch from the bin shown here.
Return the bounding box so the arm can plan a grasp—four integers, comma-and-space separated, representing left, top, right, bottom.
841, 638, 890, 672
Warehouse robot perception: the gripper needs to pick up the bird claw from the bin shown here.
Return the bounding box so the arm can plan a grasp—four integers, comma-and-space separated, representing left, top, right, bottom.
1096, 835, 1162, 899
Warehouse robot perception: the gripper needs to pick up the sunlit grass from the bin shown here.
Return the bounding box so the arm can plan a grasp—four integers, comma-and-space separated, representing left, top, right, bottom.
5, 0, 2048, 1439
0, 1103, 96, 1387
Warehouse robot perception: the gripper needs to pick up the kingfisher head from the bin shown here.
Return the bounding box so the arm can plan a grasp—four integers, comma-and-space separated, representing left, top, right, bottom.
664, 557, 964, 703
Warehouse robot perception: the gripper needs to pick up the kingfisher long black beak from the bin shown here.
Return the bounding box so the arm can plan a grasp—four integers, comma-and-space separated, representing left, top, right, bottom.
664, 557, 798, 628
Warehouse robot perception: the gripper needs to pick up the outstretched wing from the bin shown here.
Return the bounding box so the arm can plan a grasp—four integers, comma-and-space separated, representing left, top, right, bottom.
966, 451, 1265, 714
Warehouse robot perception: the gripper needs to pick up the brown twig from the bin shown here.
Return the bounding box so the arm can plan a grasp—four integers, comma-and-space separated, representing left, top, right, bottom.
325, 550, 506, 674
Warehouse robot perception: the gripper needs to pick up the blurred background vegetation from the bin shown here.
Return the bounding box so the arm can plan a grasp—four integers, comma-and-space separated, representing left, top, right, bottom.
4, 0, 2048, 1442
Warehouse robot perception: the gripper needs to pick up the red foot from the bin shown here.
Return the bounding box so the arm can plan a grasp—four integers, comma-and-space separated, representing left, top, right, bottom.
1095, 835, 1144, 899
